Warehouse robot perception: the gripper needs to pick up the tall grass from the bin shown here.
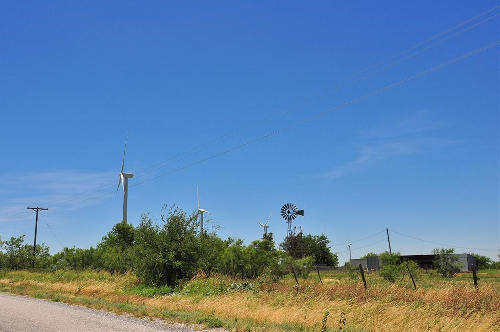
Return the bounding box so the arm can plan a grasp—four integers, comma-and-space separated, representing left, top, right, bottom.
0, 269, 499, 331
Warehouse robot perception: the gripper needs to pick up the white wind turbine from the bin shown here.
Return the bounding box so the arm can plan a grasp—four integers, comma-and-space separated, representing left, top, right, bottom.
117, 142, 134, 223
196, 185, 210, 233
259, 217, 270, 237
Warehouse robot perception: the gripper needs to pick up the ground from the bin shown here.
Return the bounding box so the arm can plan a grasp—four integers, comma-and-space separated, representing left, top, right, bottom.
0, 269, 498, 331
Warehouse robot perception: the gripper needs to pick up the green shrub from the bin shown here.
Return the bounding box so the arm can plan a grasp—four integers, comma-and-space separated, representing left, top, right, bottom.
133, 207, 200, 287
380, 251, 401, 265
433, 248, 462, 278
380, 264, 401, 282
471, 253, 492, 270
291, 256, 315, 279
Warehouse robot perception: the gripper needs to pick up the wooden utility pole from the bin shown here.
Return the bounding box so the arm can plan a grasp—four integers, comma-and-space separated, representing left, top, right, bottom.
386, 228, 392, 254
27, 207, 48, 267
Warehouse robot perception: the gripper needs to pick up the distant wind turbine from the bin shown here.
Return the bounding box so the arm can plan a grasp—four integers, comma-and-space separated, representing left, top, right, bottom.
117, 142, 134, 223
196, 185, 210, 233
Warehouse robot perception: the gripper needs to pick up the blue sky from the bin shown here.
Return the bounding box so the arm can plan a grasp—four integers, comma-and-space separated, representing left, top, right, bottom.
1, 1, 498, 262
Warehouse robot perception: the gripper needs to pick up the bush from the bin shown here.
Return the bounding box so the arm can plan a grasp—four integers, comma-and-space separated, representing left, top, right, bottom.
50, 247, 101, 270
380, 251, 401, 265
280, 233, 338, 267
379, 252, 402, 282
0, 235, 51, 270
133, 207, 200, 287
290, 256, 315, 279
433, 248, 462, 278
471, 253, 492, 270
380, 264, 401, 282
361, 252, 377, 259
343, 262, 358, 280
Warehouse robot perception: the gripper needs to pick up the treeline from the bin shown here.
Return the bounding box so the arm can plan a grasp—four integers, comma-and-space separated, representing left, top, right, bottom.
0, 206, 338, 287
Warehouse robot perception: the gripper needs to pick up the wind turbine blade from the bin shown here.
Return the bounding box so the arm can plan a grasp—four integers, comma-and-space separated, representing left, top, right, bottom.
116, 174, 122, 191
196, 185, 200, 210
120, 142, 126, 173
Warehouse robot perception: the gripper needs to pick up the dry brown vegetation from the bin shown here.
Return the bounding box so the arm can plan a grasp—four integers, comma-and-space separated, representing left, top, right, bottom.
0, 269, 499, 331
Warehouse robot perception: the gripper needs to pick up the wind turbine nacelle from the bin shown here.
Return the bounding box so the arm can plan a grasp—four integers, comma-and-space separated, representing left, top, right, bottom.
122, 173, 134, 178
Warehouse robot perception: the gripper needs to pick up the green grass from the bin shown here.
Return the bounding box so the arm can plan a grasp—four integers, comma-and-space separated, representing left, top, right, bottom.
127, 284, 172, 297
0, 268, 498, 331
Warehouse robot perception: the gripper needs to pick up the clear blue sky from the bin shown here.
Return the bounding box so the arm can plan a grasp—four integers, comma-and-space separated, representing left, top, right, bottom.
1, 1, 498, 262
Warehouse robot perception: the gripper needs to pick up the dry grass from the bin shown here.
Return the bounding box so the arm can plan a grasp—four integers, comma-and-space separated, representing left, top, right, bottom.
0, 269, 499, 331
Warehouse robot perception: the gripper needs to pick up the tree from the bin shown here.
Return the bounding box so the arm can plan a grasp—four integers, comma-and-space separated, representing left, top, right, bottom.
97, 222, 136, 273
99, 222, 135, 250
133, 207, 200, 286
433, 248, 462, 278
0, 235, 51, 270
379, 251, 402, 282
219, 239, 250, 278
361, 252, 378, 259
380, 251, 401, 265
197, 233, 225, 277
471, 253, 492, 270
280, 233, 338, 267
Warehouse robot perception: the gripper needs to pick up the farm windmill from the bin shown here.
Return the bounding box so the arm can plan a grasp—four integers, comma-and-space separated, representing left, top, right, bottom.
117, 142, 134, 223
280, 203, 304, 236
196, 185, 210, 233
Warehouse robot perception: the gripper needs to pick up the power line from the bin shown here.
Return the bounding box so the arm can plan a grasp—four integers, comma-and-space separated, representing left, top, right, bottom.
2, 18, 499, 222
132, 7, 500, 183
343, 229, 386, 245
337, 12, 499, 93
354, 5, 499, 77
130, 40, 500, 189
5, 39, 497, 221
390, 229, 497, 252
336, 238, 387, 254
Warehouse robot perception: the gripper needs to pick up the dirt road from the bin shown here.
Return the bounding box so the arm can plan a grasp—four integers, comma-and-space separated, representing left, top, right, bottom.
0, 292, 221, 332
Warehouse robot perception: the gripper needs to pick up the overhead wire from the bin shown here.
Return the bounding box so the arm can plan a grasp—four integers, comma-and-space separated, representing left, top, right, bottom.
2, 7, 499, 221
390, 229, 498, 252
130, 40, 500, 188
131, 6, 500, 180
343, 229, 386, 245
4, 38, 498, 222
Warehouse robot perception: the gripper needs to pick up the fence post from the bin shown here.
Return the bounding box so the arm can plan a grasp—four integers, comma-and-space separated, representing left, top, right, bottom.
316, 265, 323, 284
358, 264, 367, 289
290, 264, 299, 285
406, 261, 417, 290
472, 267, 479, 289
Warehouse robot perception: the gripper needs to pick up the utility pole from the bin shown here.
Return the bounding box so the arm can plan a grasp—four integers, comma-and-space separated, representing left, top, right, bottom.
386, 228, 392, 254
348, 243, 352, 262
27, 207, 48, 267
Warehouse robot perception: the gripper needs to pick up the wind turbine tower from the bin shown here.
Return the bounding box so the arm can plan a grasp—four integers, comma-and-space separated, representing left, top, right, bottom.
117, 143, 134, 223
259, 219, 270, 237
196, 185, 210, 233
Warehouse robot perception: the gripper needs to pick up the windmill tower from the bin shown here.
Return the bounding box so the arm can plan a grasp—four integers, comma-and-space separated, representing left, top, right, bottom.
196, 185, 210, 233
280, 203, 304, 236
117, 142, 134, 223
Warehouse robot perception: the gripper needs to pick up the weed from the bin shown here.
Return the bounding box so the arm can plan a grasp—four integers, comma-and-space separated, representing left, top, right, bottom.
321, 311, 329, 332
